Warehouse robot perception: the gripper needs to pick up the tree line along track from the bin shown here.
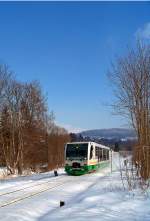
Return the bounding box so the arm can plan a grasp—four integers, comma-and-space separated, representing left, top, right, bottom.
0, 177, 72, 208
0, 175, 65, 197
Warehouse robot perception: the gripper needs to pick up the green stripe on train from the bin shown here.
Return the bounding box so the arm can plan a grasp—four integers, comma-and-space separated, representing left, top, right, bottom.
65, 161, 109, 176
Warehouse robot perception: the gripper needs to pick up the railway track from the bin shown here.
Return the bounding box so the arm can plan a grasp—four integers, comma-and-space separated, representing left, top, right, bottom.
0, 169, 110, 209
0, 170, 96, 209
0, 174, 65, 197
0, 175, 72, 208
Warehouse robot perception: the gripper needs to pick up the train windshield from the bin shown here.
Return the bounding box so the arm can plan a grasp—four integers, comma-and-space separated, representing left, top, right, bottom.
66, 143, 88, 159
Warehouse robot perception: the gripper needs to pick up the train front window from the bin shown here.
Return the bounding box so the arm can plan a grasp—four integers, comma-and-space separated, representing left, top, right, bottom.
66, 143, 88, 159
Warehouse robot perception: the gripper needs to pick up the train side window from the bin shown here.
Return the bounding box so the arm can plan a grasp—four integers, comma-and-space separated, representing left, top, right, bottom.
102, 149, 104, 160
98, 147, 100, 162
96, 147, 98, 157
106, 150, 108, 160
107, 150, 109, 160
95, 147, 97, 156
90, 145, 93, 159
103, 149, 107, 161
104, 150, 106, 160
95, 146, 100, 161
99, 149, 103, 161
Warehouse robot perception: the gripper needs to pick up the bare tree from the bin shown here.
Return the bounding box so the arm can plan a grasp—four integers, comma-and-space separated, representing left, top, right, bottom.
0, 81, 25, 174
20, 81, 49, 172
0, 65, 70, 175
48, 126, 70, 170
0, 78, 49, 174
108, 41, 150, 180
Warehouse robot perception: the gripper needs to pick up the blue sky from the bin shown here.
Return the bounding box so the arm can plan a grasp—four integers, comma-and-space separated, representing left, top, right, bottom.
0, 2, 150, 132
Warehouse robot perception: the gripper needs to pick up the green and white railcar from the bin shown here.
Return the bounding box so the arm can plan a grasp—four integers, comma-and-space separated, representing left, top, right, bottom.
65, 142, 110, 175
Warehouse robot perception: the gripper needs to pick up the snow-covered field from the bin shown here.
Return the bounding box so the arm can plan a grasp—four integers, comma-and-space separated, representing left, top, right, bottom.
0, 157, 150, 221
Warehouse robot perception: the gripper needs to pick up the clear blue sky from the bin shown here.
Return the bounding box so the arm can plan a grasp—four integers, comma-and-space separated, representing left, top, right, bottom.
0, 2, 150, 132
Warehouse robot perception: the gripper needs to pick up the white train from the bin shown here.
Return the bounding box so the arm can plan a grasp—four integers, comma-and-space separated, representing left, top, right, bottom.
65, 141, 111, 175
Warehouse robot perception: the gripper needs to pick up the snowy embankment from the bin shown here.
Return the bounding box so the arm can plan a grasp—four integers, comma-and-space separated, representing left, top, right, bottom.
0, 155, 150, 221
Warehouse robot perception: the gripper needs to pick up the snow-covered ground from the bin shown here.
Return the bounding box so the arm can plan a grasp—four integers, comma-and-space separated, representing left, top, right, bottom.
0, 156, 150, 221
0, 167, 8, 178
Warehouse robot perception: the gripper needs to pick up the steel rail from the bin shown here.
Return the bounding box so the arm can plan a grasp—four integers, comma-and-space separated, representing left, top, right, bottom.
0, 180, 68, 208
0, 175, 64, 197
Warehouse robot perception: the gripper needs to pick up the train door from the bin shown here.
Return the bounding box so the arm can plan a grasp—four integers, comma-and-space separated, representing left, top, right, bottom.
89, 144, 95, 160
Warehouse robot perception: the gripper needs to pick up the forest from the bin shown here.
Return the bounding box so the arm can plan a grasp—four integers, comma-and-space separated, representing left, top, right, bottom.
0, 64, 70, 175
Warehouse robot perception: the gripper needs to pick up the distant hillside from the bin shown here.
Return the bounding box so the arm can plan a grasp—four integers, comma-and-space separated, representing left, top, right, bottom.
80, 128, 136, 140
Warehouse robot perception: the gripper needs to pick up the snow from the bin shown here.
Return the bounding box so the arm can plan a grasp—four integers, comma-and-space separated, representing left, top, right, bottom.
0, 156, 150, 221
0, 167, 8, 178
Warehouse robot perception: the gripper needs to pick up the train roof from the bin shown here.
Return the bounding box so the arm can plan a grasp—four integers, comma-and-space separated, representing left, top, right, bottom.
66, 141, 110, 150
